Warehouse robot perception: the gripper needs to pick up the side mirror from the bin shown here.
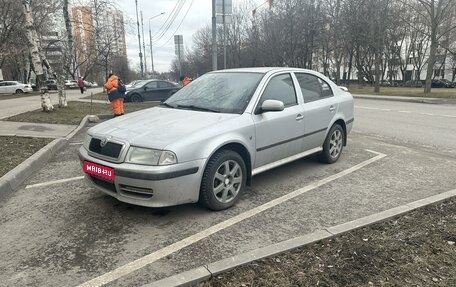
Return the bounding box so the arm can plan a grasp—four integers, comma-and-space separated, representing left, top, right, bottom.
261, 99, 284, 113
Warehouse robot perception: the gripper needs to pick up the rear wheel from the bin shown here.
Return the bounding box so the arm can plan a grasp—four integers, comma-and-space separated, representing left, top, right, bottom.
130, 94, 142, 103
320, 124, 344, 164
15, 89, 23, 94
200, 150, 246, 211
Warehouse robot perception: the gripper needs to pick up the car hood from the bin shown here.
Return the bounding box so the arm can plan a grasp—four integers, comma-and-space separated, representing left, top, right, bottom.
89, 107, 238, 149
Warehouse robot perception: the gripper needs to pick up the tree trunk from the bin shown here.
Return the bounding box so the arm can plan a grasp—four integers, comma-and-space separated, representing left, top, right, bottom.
22, 0, 54, 112
60, 0, 74, 108
374, 51, 381, 93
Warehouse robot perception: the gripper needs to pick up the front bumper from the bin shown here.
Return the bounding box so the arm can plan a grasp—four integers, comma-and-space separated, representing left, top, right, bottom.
78, 146, 205, 207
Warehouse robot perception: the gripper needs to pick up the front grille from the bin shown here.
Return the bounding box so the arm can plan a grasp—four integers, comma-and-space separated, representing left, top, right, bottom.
119, 185, 154, 199
90, 176, 117, 194
89, 138, 123, 159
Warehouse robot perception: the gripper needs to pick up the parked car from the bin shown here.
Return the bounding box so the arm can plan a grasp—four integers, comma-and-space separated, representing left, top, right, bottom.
45, 79, 58, 90
79, 67, 354, 210
431, 79, 447, 88
65, 80, 78, 89
124, 79, 180, 102
438, 79, 455, 88
0, 81, 33, 94
125, 80, 145, 90
404, 80, 423, 87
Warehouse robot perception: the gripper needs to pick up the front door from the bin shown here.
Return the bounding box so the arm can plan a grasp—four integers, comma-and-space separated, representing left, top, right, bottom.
143, 81, 160, 101
252, 73, 305, 169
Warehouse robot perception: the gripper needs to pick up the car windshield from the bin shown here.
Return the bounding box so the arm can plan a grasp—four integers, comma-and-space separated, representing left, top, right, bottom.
165, 72, 263, 114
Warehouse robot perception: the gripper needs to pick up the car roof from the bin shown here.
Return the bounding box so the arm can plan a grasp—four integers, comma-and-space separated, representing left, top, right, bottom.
210, 67, 317, 74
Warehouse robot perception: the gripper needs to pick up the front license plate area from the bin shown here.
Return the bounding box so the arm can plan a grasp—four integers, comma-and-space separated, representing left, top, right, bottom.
83, 160, 115, 181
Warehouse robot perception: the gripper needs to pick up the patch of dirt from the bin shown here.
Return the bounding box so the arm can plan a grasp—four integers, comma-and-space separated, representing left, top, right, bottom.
200, 197, 456, 286
0, 136, 52, 177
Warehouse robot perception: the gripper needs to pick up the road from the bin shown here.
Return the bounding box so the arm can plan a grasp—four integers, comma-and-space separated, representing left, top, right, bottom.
0, 98, 455, 286
354, 98, 456, 155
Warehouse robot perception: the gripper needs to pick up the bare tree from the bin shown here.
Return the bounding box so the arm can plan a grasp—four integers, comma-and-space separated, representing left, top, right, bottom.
22, 0, 54, 111
413, 0, 456, 93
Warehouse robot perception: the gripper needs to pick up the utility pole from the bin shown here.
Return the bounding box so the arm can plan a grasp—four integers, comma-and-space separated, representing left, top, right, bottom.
141, 11, 147, 75
212, 0, 217, 70
148, 12, 165, 75
135, 0, 143, 78
222, 0, 226, 69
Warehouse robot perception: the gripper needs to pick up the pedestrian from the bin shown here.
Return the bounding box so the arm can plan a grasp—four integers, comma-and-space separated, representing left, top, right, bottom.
104, 73, 126, 117
77, 76, 85, 94
180, 75, 192, 86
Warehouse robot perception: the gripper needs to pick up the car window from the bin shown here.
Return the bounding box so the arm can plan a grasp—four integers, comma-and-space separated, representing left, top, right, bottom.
258, 73, 297, 107
295, 73, 333, 102
158, 81, 172, 88
145, 81, 158, 89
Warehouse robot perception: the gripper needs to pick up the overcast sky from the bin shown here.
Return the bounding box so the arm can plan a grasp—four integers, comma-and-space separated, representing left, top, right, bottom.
117, 0, 265, 73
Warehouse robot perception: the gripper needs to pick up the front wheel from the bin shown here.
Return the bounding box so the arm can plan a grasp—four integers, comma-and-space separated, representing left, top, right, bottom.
200, 150, 246, 211
15, 89, 23, 94
320, 124, 345, 164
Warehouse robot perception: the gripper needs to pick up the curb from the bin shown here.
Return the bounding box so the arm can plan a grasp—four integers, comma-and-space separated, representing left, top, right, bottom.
353, 94, 456, 105
144, 189, 456, 287
0, 138, 66, 202
0, 114, 98, 202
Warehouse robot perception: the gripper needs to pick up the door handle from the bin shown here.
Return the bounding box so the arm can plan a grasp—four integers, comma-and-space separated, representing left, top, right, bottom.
329, 105, 336, 112
296, 114, 304, 121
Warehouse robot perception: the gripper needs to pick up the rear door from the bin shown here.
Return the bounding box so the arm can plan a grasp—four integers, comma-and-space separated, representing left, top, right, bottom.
294, 72, 337, 150
157, 81, 176, 101
6, 82, 16, 93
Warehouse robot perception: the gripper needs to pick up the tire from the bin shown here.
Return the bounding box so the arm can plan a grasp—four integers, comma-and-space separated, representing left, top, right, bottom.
15, 89, 23, 94
200, 150, 246, 211
320, 124, 345, 164
130, 94, 142, 103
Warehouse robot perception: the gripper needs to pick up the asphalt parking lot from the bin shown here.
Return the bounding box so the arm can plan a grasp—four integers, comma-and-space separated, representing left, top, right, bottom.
1, 118, 456, 287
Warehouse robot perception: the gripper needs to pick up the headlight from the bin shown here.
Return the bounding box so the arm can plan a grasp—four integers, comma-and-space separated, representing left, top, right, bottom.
83, 134, 92, 150
126, 147, 177, 166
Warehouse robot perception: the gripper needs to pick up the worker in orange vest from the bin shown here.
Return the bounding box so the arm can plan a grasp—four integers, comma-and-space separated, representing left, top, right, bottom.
180, 75, 192, 86
104, 73, 126, 117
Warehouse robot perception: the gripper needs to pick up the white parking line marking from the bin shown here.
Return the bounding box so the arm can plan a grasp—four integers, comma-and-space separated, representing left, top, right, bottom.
69, 142, 83, 145
25, 176, 84, 189
77, 149, 386, 287
398, 110, 411, 113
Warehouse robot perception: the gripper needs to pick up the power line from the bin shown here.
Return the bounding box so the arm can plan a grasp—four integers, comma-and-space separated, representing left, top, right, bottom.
152, 0, 187, 43
156, 0, 195, 48
151, 0, 184, 38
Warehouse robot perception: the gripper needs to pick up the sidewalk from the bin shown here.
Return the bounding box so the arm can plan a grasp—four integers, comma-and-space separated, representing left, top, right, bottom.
0, 121, 77, 138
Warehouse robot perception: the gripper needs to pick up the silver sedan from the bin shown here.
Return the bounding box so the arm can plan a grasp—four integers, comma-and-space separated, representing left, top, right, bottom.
78, 67, 354, 210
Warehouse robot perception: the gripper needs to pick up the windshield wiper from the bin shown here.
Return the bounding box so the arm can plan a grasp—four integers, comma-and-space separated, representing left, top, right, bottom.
160, 102, 176, 108
176, 104, 220, 113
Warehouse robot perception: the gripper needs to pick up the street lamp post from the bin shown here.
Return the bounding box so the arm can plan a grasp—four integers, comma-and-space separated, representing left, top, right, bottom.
148, 12, 165, 75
